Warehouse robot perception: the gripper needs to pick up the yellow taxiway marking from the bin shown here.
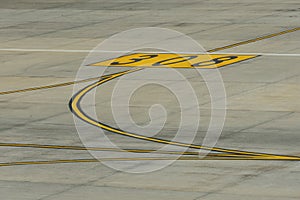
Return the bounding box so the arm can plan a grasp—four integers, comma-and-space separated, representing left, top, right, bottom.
1, 142, 300, 162
0, 75, 108, 95
0, 142, 200, 156
207, 27, 300, 52
1, 154, 300, 167
69, 69, 300, 161
0, 27, 298, 96
2, 28, 300, 167
90, 53, 258, 69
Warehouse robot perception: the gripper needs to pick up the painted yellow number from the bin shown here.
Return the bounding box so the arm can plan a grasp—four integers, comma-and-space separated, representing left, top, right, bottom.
90, 53, 257, 69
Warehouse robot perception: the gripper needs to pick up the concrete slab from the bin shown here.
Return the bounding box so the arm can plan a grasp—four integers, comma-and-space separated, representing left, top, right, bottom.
0, 0, 299, 200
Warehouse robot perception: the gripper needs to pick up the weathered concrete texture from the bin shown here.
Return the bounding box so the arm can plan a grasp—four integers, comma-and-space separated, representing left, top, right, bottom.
0, 0, 300, 199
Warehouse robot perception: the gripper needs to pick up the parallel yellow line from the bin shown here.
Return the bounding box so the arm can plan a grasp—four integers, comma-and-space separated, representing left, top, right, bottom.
0, 73, 120, 95
0, 159, 98, 167
0, 142, 200, 155
3, 142, 298, 161
70, 70, 300, 161
1, 154, 299, 167
207, 27, 300, 52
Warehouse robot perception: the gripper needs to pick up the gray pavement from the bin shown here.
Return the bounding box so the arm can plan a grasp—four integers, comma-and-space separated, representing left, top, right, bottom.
0, 0, 300, 199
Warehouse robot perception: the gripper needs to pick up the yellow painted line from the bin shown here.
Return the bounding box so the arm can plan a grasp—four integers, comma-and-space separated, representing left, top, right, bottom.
0, 142, 200, 156
1, 154, 299, 167
90, 53, 257, 69
4, 142, 297, 160
89, 27, 300, 69
68, 27, 299, 162
70, 71, 300, 161
0, 159, 98, 167
0, 77, 103, 95
1, 27, 298, 96
2, 28, 299, 162
0, 71, 128, 95
207, 27, 300, 52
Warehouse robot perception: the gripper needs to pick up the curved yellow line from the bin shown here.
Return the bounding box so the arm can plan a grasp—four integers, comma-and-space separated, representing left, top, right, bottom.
70, 69, 300, 161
